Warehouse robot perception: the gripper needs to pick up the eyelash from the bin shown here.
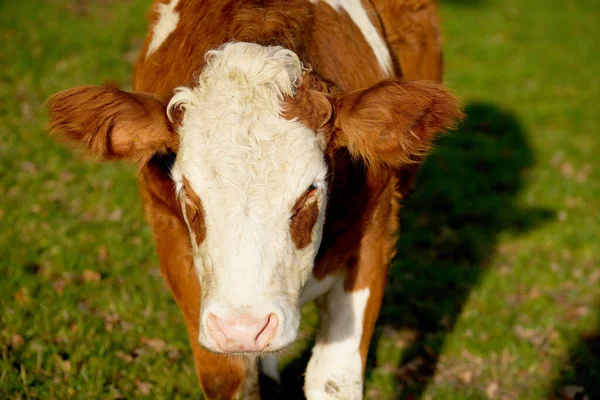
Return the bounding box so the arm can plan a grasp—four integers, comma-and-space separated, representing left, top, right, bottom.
291, 183, 319, 218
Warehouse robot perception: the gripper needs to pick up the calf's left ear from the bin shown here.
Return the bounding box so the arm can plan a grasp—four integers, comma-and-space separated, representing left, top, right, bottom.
330, 80, 463, 168
47, 84, 178, 165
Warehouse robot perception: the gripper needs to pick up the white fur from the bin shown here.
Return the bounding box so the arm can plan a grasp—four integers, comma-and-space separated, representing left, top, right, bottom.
169, 43, 329, 353
146, 0, 180, 57
300, 273, 336, 305
312, 0, 393, 76
305, 276, 369, 399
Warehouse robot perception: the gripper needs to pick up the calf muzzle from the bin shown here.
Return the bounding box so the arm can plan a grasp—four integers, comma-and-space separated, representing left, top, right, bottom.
206, 312, 279, 353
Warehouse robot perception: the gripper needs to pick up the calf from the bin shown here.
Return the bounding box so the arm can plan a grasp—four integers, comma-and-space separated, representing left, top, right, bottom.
47, 0, 462, 398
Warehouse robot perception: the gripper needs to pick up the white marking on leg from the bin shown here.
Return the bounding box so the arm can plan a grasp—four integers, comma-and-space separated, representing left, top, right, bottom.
300, 273, 336, 305
312, 0, 393, 76
305, 276, 369, 399
146, 0, 181, 58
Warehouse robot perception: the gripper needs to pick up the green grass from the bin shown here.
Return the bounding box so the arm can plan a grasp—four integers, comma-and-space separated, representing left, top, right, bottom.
1, 0, 598, 399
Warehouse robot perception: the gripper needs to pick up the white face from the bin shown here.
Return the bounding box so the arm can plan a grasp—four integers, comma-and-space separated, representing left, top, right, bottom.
168, 43, 329, 353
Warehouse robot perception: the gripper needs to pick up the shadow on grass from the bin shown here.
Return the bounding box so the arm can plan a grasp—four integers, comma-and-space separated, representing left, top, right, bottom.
548, 321, 600, 400
260, 343, 314, 399
370, 102, 553, 398
261, 103, 553, 398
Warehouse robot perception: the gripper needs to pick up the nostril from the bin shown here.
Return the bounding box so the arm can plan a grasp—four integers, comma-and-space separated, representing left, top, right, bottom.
205, 312, 280, 352
255, 313, 279, 348
255, 315, 271, 341
206, 313, 227, 348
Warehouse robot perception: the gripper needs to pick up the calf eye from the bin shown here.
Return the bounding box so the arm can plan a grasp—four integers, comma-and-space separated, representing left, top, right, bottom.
291, 183, 319, 218
290, 183, 321, 249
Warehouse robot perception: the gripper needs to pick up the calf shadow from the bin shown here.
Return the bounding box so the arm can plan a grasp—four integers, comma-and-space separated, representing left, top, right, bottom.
548, 309, 600, 400
370, 102, 552, 398
262, 102, 553, 398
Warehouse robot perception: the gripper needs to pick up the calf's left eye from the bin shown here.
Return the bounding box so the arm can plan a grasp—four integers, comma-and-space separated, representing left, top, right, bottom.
291, 182, 319, 218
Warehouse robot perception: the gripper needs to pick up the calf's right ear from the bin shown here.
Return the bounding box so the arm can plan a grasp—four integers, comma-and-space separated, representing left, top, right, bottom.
47, 84, 178, 164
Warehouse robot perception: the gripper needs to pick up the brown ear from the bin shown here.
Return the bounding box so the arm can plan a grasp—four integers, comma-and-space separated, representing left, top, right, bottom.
331, 80, 463, 168
283, 74, 333, 132
47, 84, 178, 164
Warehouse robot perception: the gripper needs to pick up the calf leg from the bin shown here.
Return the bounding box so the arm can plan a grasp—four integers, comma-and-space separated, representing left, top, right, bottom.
304, 180, 398, 399
304, 264, 388, 400
304, 274, 371, 399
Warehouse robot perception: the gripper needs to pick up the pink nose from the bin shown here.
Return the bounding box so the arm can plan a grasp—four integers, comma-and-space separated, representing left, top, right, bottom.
206, 313, 279, 352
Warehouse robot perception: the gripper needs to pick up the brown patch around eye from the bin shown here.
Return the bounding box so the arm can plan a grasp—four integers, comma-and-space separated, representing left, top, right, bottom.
182, 176, 206, 246
291, 186, 317, 214
290, 191, 320, 249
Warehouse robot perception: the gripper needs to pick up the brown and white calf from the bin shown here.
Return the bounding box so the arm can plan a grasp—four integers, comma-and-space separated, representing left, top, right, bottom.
47, 0, 462, 398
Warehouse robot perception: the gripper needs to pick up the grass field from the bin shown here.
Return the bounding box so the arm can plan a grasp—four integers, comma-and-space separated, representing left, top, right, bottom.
1, 0, 598, 399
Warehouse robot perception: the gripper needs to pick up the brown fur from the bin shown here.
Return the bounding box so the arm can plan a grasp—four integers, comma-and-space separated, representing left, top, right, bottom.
135, 0, 313, 96
370, 0, 444, 80
346, 176, 401, 370
182, 176, 207, 246
290, 190, 320, 250
284, 77, 463, 172
307, 1, 388, 91
47, 84, 178, 165
332, 79, 463, 170
283, 74, 332, 132
48, 0, 460, 397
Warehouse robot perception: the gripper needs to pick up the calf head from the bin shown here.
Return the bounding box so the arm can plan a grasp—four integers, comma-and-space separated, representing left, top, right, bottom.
48, 42, 462, 354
